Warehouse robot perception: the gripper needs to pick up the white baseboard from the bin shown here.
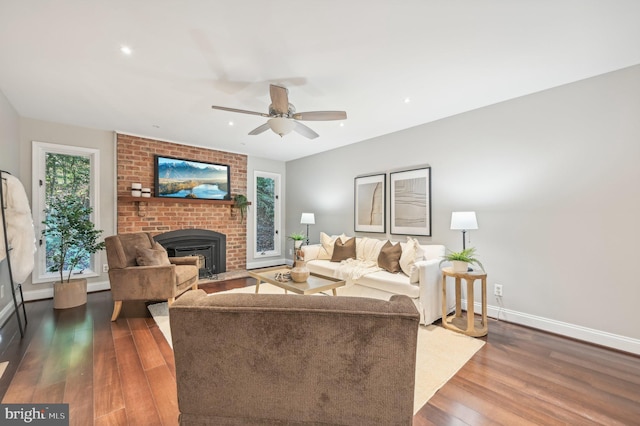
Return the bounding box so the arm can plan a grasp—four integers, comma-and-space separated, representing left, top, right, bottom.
0, 281, 110, 328
246, 258, 288, 270
462, 298, 640, 355
23, 280, 111, 302
0, 301, 16, 330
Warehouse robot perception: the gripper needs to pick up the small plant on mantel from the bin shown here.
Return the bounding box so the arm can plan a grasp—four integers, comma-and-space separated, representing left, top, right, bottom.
440, 247, 485, 272
232, 194, 249, 222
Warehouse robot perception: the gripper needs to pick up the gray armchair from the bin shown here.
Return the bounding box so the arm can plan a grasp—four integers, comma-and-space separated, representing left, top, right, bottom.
170, 290, 420, 425
105, 232, 199, 321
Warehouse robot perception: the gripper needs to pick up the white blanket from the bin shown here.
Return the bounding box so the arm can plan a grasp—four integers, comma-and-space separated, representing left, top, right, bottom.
1, 172, 36, 283
333, 258, 382, 285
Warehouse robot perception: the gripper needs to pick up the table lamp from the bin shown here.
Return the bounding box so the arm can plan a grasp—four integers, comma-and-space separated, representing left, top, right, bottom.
300, 213, 315, 245
450, 211, 478, 250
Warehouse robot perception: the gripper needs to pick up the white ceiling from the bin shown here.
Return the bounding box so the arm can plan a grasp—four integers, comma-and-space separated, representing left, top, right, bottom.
1, 1, 639, 162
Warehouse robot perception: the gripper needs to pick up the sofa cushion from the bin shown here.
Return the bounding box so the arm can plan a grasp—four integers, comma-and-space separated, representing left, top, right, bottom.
136, 246, 171, 266
378, 241, 402, 273
400, 237, 424, 283
317, 232, 347, 260
331, 237, 356, 262
305, 259, 420, 298
356, 237, 386, 262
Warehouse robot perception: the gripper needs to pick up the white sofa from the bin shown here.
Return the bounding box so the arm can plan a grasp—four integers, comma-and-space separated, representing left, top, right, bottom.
300, 234, 454, 324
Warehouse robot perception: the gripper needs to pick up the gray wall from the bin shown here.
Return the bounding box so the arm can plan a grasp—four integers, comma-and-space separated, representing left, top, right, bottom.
18, 118, 116, 298
0, 90, 20, 320
286, 65, 640, 351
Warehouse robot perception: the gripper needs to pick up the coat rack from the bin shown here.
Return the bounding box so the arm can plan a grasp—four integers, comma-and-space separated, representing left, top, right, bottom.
1, 170, 28, 337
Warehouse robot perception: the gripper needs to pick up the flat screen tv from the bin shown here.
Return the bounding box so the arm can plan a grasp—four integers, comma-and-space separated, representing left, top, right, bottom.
154, 155, 231, 200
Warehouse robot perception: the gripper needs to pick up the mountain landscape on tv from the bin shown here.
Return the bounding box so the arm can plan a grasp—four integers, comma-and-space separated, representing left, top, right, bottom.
157, 159, 229, 200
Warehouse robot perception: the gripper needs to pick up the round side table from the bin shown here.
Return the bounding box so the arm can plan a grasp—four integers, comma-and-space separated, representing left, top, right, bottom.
441, 266, 488, 337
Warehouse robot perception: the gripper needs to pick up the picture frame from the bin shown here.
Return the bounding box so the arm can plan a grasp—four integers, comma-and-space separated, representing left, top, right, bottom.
390, 167, 431, 236
354, 173, 386, 233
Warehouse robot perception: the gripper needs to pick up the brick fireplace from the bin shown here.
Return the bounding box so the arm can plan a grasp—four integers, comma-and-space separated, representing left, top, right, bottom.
116, 134, 247, 271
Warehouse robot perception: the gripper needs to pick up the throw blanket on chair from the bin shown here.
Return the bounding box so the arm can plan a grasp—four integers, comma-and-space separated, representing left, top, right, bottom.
333, 258, 382, 286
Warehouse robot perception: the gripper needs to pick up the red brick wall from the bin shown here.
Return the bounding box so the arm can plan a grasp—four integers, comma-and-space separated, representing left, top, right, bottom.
116, 134, 247, 271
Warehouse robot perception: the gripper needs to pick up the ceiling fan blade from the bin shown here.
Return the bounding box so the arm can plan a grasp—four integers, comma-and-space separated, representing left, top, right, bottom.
292, 111, 347, 121
269, 84, 289, 115
248, 122, 271, 135
211, 105, 269, 118
293, 121, 319, 139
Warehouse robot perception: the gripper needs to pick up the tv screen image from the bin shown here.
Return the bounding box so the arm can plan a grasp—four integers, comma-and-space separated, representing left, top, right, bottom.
154, 155, 231, 200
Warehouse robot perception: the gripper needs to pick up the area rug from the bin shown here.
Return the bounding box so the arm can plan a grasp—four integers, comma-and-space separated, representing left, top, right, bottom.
0, 361, 8, 380
148, 284, 485, 413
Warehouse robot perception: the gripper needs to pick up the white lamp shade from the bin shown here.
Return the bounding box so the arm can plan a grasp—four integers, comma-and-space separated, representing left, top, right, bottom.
300, 212, 315, 225
268, 117, 295, 137
450, 211, 478, 230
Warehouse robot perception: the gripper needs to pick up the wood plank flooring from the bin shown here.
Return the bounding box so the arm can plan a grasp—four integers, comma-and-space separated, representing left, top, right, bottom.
0, 278, 638, 425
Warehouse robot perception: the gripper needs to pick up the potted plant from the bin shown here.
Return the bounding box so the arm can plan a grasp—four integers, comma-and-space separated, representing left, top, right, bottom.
288, 231, 307, 249
233, 194, 249, 222
288, 231, 310, 282
440, 247, 485, 273
42, 193, 106, 309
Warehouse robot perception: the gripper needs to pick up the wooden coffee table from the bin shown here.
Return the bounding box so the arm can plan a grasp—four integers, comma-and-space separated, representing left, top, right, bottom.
249, 266, 345, 296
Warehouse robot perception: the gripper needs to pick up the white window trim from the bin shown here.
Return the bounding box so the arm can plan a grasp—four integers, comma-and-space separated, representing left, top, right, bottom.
31, 141, 101, 284
254, 170, 281, 258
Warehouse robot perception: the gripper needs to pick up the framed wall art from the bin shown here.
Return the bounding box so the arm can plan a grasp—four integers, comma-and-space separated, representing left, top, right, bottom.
354, 173, 386, 233
390, 167, 431, 236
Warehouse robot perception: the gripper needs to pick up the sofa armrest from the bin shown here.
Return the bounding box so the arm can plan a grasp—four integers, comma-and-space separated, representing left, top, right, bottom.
301, 244, 321, 261
169, 256, 200, 266
108, 264, 177, 300
416, 258, 448, 324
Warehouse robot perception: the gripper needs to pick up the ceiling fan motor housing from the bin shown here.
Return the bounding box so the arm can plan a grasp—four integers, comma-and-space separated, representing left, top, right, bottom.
269, 103, 296, 118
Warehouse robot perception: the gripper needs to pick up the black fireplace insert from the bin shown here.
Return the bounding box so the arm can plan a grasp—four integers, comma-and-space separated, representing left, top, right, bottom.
154, 229, 226, 278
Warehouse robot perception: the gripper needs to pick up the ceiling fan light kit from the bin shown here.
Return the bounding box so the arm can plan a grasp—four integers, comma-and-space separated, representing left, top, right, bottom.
211, 84, 347, 139
268, 117, 295, 137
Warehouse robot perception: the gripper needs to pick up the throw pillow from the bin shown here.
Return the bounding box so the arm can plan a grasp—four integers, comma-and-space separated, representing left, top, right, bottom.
377, 241, 402, 273
317, 232, 347, 260
136, 246, 171, 266
399, 237, 424, 283
356, 237, 386, 262
331, 237, 356, 262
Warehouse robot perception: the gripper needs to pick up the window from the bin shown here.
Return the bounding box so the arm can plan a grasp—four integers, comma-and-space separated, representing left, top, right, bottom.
32, 142, 100, 283
254, 171, 281, 257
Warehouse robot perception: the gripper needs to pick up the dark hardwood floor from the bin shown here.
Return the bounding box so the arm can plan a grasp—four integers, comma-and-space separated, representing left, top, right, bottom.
1, 278, 638, 425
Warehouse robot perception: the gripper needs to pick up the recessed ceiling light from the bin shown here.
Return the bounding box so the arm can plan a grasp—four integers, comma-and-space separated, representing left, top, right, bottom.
120, 45, 133, 55
404, 97, 411, 104
339, 122, 345, 127
228, 121, 234, 126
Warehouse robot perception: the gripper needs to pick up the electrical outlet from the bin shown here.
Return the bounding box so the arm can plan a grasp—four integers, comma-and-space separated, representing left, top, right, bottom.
0, 285, 4, 299
288, 249, 293, 255
494, 284, 503, 297
103, 264, 109, 273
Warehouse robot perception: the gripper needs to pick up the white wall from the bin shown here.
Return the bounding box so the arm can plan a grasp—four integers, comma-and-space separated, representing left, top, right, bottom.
18, 118, 116, 299
0, 90, 19, 174
286, 65, 640, 353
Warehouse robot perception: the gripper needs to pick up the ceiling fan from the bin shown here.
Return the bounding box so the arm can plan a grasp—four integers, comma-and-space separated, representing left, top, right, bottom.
211, 84, 347, 139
